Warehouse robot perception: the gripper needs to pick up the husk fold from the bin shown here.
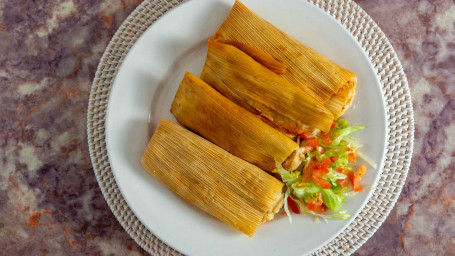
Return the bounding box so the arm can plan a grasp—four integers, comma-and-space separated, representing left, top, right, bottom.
214, 0, 357, 116
171, 71, 299, 172
201, 41, 334, 133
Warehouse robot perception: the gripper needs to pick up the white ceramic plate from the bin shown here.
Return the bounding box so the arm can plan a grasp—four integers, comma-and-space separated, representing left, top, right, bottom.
105, 0, 387, 255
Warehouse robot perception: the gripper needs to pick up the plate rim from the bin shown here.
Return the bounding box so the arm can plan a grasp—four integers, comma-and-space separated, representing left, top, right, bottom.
106, 0, 388, 255
87, 0, 414, 255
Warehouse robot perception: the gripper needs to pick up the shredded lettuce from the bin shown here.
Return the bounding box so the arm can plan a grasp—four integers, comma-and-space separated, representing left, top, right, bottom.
306, 149, 351, 172
307, 149, 345, 161
283, 189, 292, 223
331, 124, 366, 146
320, 189, 344, 211
325, 168, 347, 183
331, 211, 351, 220
344, 190, 358, 197
273, 161, 300, 184
273, 118, 374, 222
302, 210, 351, 221
289, 180, 345, 212
343, 135, 363, 148
317, 211, 350, 220
331, 155, 351, 171
358, 150, 378, 169
291, 182, 321, 203
336, 118, 349, 129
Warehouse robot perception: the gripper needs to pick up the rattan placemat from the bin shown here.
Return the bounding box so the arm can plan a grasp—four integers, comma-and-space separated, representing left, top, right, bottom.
87, 0, 414, 255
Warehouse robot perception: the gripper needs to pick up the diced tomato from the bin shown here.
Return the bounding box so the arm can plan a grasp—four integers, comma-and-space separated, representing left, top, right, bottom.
311, 176, 331, 189
307, 138, 319, 148
307, 193, 327, 213
287, 197, 300, 214
336, 167, 344, 173
319, 158, 332, 169
353, 178, 362, 191
309, 161, 318, 169
330, 156, 339, 162
357, 165, 367, 177
308, 160, 332, 189
312, 168, 329, 178
302, 161, 317, 182
347, 171, 355, 186
348, 149, 358, 163
317, 192, 323, 203
337, 178, 349, 188
353, 165, 367, 192
300, 131, 314, 139
307, 198, 317, 212
322, 131, 332, 145
331, 121, 337, 128
320, 204, 328, 212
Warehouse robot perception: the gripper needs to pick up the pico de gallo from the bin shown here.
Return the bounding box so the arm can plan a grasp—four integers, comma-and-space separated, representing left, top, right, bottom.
274, 118, 377, 222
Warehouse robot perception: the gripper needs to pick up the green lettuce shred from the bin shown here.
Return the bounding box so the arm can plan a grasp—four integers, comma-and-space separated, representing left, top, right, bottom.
320, 188, 344, 211
331, 211, 351, 220
273, 118, 370, 222
330, 119, 366, 146
273, 161, 300, 185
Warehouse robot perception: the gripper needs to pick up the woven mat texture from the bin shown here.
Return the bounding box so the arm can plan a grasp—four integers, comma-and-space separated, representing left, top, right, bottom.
87, 0, 414, 255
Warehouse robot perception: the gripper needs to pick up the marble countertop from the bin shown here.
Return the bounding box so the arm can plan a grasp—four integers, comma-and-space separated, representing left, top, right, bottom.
1, 0, 453, 255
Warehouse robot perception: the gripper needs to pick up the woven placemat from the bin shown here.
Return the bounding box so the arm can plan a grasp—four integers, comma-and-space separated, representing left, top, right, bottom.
87, 0, 414, 255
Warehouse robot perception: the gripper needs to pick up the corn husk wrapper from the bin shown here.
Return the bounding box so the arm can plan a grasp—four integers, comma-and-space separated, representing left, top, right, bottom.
214, 1, 357, 117
141, 119, 284, 237
171, 71, 298, 172
201, 41, 334, 133
210, 39, 286, 74
325, 77, 357, 118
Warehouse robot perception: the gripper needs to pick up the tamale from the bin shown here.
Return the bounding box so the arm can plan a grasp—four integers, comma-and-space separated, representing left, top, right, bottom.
209, 39, 286, 74
200, 40, 334, 133
214, 0, 357, 111
141, 119, 284, 237
171, 71, 299, 172
324, 77, 357, 119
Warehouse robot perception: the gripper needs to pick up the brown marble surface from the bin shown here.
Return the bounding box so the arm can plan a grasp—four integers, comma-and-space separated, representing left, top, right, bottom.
0, 0, 453, 255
